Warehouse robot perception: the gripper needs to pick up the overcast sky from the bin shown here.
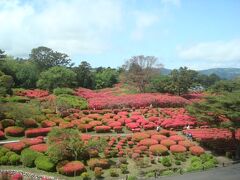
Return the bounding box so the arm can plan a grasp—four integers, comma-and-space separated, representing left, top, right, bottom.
0, 0, 240, 70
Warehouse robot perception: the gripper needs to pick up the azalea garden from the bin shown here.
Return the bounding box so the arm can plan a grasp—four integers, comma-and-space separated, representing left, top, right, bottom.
0, 50, 240, 180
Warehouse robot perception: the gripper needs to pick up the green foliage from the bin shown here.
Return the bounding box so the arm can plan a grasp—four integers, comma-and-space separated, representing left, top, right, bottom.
37, 66, 76, 91
81, 172, 90, 180
175, 160, 181, 165
0, 74, 14, 96
0, 147, 10, 155
161, 170, 174, 176
47, 128, 87, 163
74, 61, 95, 89
173, 153, 187, 162
211, 79, 240, 93
109, 168, 119, 177
9, 154, 21, 165
35, 155, 56, 172
161, 156, 172, 167
145, 171, 155, 177
0, 156, 8, 165
127, 175, 137, 180
53, 87, 74, 96
120, 164, 128, 174
87, 137, 107, 153
56, 94, 88, 110
0, 101, 43, 127
21, 148, 43, 167
187, 92, 240, 127
0, 96, 30, 103
30, 46, 72, 71
94, 67, 119, 89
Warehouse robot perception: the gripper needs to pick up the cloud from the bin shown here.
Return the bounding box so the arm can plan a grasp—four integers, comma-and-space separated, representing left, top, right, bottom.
131, 11, 159, 40
0, 0, 122, 57
177, 39, 240, 69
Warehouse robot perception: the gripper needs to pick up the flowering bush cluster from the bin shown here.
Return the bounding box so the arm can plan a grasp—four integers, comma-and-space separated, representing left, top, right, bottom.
4, 126, 24, 137
25, 127, 52, 137
189, 146, 205, 156
22, 89, 49, 98
75, 88, 190, 109
3, 142, 26, 152
29, 143, 48, 153
183, 128, 233, 141
59, 161, 86, 176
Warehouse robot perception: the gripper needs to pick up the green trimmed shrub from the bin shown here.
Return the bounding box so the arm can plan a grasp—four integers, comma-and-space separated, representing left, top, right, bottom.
53, 88, 74, 96
0, 156, 8, 165
187, 161, 203, 172
145, 172, 155, 177
9, 154, 21, 165
21, 148, 42, 167
35, 156, 55, 172
109, 168, 119, 177
128, 176, 137, 180
173, 153, 187, 162
5, 151, 15, 157
0, 147, 10, 155
161, 156, 172, 167
56, 94, 88, 110
175, 160, 181, 165
203, 160, 216, 169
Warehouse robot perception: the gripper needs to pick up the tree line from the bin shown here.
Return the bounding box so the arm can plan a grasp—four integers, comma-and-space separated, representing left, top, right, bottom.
1, 46, 238, 95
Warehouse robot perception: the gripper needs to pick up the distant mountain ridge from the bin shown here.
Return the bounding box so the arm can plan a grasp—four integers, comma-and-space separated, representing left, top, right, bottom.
160, 68, 240, 79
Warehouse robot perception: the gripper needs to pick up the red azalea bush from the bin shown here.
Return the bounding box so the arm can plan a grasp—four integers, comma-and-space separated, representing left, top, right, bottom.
183, 128, 233, 141
0, 130, 5, 139
178, 140, 195, 149
170, 145, 187, 153
161, 139, 177, 147
23, 89, 49, 98
78, 124, 93, 132
3, 142, 26, 152
30, 143, 48, 153
59, 161, 86, 176
139, 138, 158, 147
21, 137, 44, 146
95, 126, 111, 133
41, 120, 56, 128
169, 135, 185, 142
11, 173, 23, 180
4, 126, 24, 137
149, 144, 168, 155
151, 134, 167, 142
189, 146, 205, 156
25, 127, 52, 137
75, 88, 190, 109
132, 132, 150, 142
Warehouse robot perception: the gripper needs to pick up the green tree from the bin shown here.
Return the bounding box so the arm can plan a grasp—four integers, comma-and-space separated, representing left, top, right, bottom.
37, 66, 76, 91
30, 46, 73, 71
211, 79, 240, 93
0, 72, 14, 96
122, 55, 161, 92
170, 67, 199, 95
73, 61, 94, 88
187, 92, 240, 159
94, 67, 119, 89
47, 128, 87, 163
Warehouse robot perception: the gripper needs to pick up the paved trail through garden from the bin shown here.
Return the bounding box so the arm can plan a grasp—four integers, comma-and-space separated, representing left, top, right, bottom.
159, 163, 240, 180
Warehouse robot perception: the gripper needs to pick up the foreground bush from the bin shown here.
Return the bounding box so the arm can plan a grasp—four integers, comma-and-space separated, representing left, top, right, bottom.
21, 148, 42, 167
149, 144, 168, 155
170, 145, 187, 153
87, 158, 110, 170
3, 142, 26, 153
189, 146, 205, 156
25, 127, 52, 137
35, 155, 55, 172
59, 161, 86, 176
53, 88, 74, 96
4, 126, 24, 137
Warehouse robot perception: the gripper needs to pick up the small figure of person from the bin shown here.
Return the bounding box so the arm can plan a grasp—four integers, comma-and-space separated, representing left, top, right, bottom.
186, 124, 190, 130
188, 133, 192, 140
156, 126, 161, 132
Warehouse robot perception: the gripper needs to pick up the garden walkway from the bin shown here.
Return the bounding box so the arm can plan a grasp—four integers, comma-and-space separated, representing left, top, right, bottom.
159, 163, 240, 180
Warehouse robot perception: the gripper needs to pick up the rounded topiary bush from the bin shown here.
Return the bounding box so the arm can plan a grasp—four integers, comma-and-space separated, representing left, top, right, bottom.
132, 132, 150, 142
3, 142, 26, 153
189, 146, 205, 156
169, 135, 185, 142
21, 148, 43, 167
0, 155, 8, 165
178, 140, 195, 149
151, 134, 167, 142
170, 145, 187, 153
59, 161, 86, 176
9, 154, 21, 165
139, 138, 158, 147
161, 139, 176, 148
4, 126, 24, 137
29, 144, 48, 153
23, 119, 38, 128
87, 158, 110, 170
149, 144, 168, 155
95, 126, 111, 133
35, 156, 55, 172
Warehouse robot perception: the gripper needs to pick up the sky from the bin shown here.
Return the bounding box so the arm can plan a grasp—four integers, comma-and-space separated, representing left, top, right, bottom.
0, 0, 240, 70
